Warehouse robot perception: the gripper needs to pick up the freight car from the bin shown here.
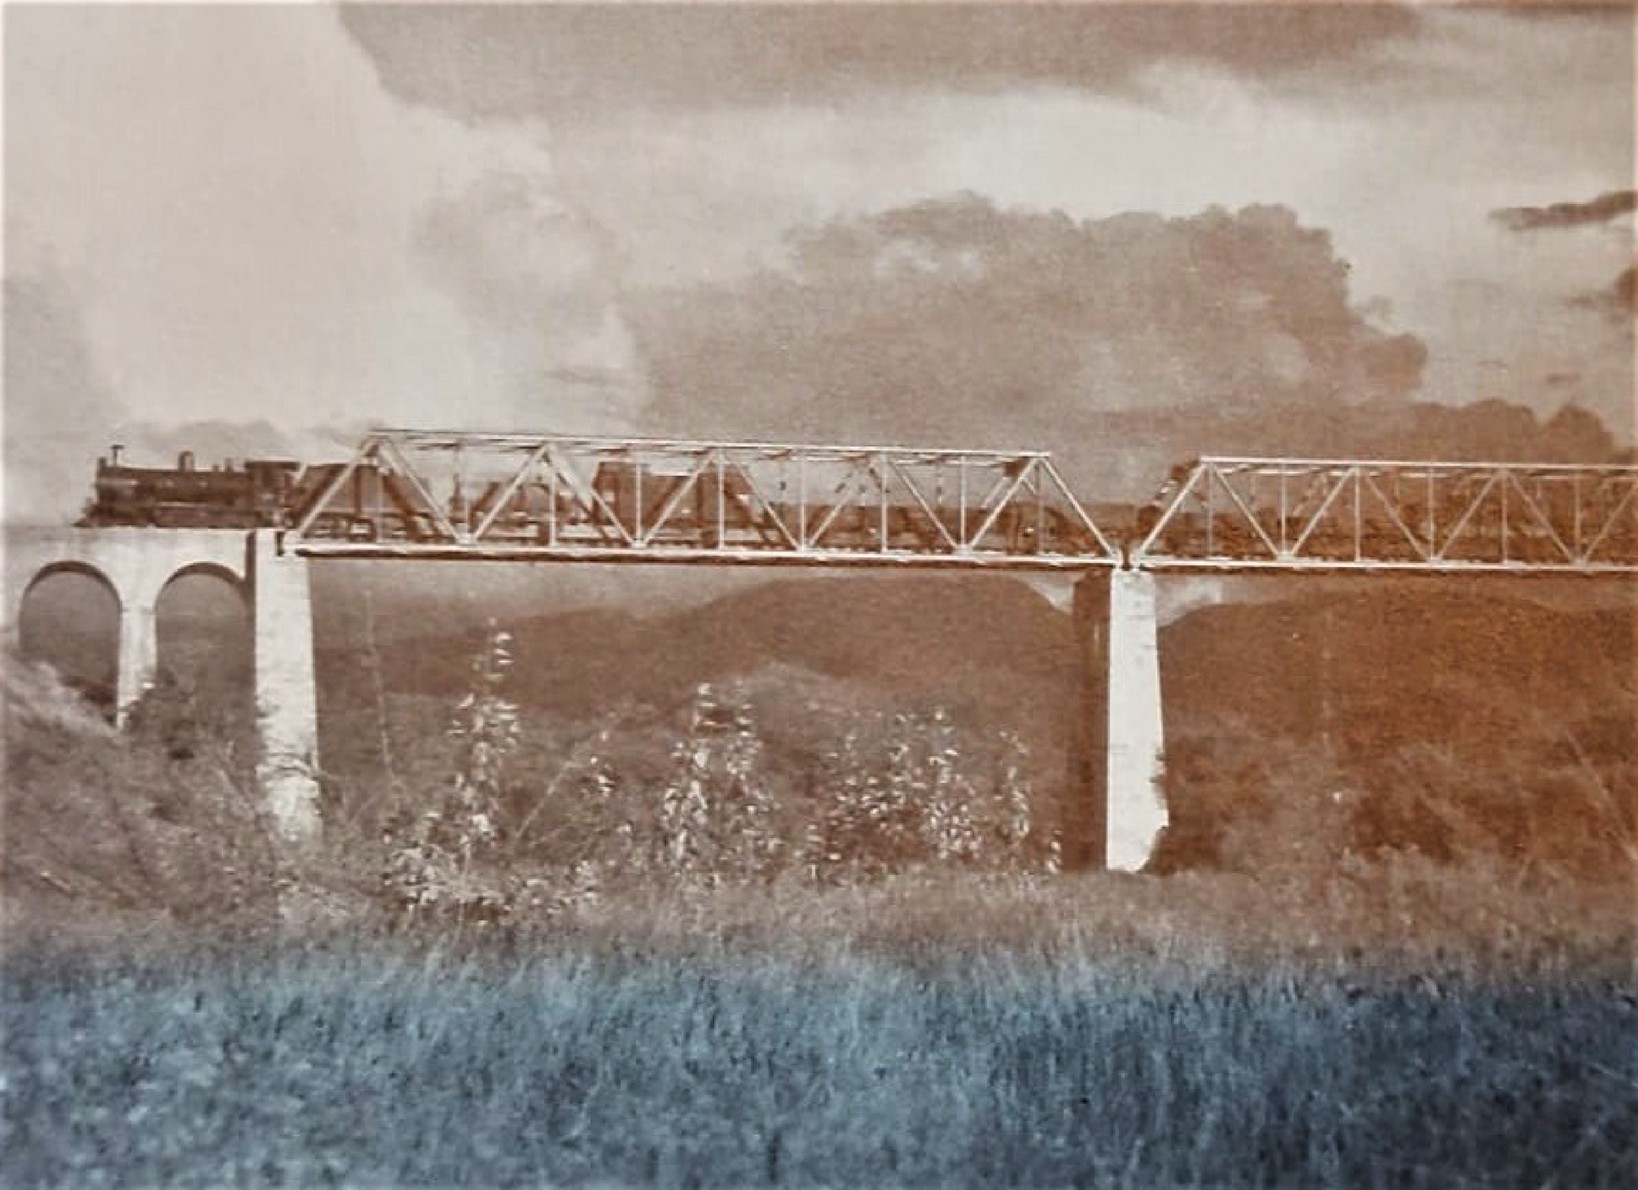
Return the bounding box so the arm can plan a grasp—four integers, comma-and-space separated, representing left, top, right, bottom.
562, 457, 1097, 554
291, 455, 1099, 554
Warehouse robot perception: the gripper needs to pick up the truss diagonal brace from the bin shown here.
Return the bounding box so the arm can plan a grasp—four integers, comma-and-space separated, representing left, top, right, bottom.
377, 435, 466, 543
470, 441, 552, 541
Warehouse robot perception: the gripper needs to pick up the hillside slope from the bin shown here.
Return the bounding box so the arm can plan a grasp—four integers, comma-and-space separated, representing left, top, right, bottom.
333, 575, 1634, 764
1163, 588, 1635, 761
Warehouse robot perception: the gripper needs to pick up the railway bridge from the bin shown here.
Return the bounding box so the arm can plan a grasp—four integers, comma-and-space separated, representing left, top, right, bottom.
8, 430, 1636, 868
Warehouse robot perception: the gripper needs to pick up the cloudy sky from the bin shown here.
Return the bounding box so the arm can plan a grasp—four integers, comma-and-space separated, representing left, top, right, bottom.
4, 2, 1633, 522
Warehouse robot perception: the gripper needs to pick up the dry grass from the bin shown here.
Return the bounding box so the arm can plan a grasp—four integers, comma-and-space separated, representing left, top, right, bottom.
4, 935, 1635, 1187
4, 646, 1636, 1184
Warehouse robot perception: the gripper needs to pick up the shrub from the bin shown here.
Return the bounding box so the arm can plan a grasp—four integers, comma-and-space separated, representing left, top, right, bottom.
807, 709, 1059, 882
378, 623, 527, 922
654, 682, 783, 884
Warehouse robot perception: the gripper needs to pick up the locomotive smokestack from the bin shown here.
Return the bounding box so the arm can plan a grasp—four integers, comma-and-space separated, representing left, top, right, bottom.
109, 443, 124, 467
178, 450, 195, 472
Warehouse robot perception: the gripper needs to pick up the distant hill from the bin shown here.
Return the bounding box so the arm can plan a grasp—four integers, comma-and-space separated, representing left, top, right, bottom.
323, 572, 1634, 770
1163, 586, 1636, 762
331, 573, 1083, 757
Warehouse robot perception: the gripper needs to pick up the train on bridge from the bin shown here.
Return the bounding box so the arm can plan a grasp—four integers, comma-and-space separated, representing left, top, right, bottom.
77, 441, 1638, 569
78, 445, 1101, 557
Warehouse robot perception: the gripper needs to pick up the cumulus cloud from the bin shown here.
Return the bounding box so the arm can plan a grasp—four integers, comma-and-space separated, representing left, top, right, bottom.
4, 4, 649, 453
1496, 191, 1637, 329
413, 171, 649, 432
1569, 264, 1638, 324
1491, 189, 1636, 232
630, 195, 1426, 463
341, 4, 1423, 120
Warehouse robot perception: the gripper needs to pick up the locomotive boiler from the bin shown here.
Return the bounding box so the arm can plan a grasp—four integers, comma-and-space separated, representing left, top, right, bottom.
77, 446, 406, 540
79, 447, 303, 529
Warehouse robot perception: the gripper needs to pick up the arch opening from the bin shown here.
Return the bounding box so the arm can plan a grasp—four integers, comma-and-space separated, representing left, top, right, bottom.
16, 564, 122, 718
146, 567, 253, 752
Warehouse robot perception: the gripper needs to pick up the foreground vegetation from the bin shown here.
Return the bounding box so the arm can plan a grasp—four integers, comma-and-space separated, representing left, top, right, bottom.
5, 940, 1636, 1187
4, 634, 1636, 1185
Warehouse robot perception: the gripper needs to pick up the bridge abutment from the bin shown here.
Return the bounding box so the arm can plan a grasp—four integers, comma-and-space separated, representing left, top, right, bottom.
251, 532, 322, 843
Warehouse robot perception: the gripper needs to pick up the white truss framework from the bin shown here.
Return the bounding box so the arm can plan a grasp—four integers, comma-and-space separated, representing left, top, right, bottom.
1132, 457, 1638, 573
284, 429, 1118, 569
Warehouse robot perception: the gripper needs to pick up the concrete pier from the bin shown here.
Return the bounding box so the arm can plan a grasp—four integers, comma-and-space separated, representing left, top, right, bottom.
1105, 569, 1167, 870
1072, 570, 1168, 871
251, 531, 322, 843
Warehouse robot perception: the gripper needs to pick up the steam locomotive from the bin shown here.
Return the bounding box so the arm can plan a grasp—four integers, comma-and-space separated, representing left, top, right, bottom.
80, 446, 307, 529
78, 446, 457, 540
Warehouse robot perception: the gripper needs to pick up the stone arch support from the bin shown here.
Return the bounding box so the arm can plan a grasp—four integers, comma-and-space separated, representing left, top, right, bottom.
5, 527, 251, 723
5, 527, 250, 627
6, 526, 319, 843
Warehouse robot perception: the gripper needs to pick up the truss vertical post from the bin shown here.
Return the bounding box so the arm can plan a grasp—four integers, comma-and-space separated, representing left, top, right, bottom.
634, 453, 644, 544
1032, 467, 1044, 549
877, 451, 889, 549
797, 454, 808, 548
1571, 473, 1581, 558
1279, 466, 1289, 556
1427, 469, 1436, 556
546, 461, 559, 546
1500, 474, 1509, 564
1204, 465, 1215, 557
453, 441, 468, 537
714, 452, 726, 549
1353, 467, 1363, 563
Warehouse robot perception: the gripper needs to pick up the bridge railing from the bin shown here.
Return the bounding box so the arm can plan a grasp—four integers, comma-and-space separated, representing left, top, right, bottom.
1130, 456, 1638, 573
284, 429, 1119, 568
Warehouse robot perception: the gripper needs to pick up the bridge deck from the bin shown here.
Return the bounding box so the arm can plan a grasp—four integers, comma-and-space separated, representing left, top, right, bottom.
287, 540, 1114, 568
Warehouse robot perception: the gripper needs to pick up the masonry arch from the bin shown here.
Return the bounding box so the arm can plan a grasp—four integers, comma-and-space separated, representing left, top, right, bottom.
124, 563, 254, 757
154, 562, 252, 698
15, 562, 123, 716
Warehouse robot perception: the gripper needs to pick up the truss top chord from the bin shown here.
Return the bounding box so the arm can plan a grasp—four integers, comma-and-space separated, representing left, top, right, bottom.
1193, 455, 1638, 477
365, 427, 1058, 464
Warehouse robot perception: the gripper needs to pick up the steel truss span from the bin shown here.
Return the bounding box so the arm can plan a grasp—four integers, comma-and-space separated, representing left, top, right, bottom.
1133, 457, 1638, 573
285, 429, 1119, 569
